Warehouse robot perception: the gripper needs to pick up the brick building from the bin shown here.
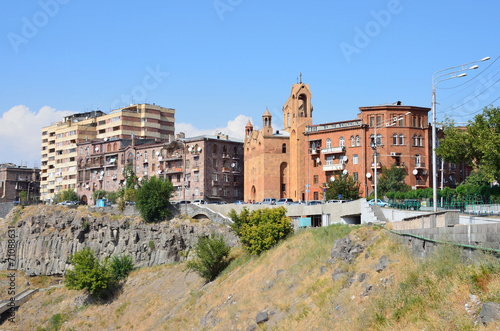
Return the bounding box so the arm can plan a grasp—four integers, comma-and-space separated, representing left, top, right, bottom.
0, 163, 40, 203
244, 82, 469, 202
41, 103, 175, 202
76, 133, 244, 205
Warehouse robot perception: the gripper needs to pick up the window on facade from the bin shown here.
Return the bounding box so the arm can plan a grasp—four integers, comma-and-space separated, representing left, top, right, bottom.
282, 143, 286, 153
353, 172, 358, 182
281, 184, 286, 192
393, 134, 397, 145
213, 173, 218, 181
356, 135, 360, 146
176, 174, 180, 181
186, 160, 190, 169
326, 138, 331, 148
213, 159, 217, 168
370, 134, 375, 146
413, 117, 417, 127
418, 135, 422, 146
370, 117, 374, 127
212, 145, 217, 153
399, 116, 404, 126
399, 134, 404, 145
223, 173, 229, 182
339, 137, 344, 147
314, 175, 318, 184
212, 187, 218, 196
313, 192, 319, 200
353, 154, 358, 165
234, 189, 239, 197
413, 135, 418, 146
152, 150, 155, 159
194, 187, 199, 196
415, 154, 421, 165
287, 113, 290, 127
326, 155, 334, 165
351, 136, 355, 147
194, 173, 199, 182
144, 151, 148, 160
376, 116, 381, 126
223, 188, 227, 197
136, 165, 140, 174
376, 134, 381, 145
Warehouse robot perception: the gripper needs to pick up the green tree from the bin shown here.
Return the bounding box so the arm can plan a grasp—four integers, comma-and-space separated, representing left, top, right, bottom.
18, 191, 27, 204
106, 191, 118, 204
323, 174, 360, 201
229, 207, 293, 255
186, 234, 231, 282
65, 248, 114, 298
92, 190, 107, 201
110, 255, 134, 281
135, 176, 175, 222
61, 189, 79, 202
123, 166, 137, 190
124, 188, 136, 202
377, 164, 410, 195
437, 106, 500, 183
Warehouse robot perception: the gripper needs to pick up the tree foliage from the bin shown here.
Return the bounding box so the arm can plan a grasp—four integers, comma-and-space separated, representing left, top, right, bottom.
322, 174, 360, 201
92, 189, 107, 201
65, 248, 114, 298
437, 106, 500, 182
123, 166, 137, 190
377, 164, 410, 195
229, 207, 293, 255
135, 176, 175, 222
110, 254, 134, 281
186, 234, 231, 282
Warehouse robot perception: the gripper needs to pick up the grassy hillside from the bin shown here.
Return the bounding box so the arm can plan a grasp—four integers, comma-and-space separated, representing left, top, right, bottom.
3, 222, 500, 330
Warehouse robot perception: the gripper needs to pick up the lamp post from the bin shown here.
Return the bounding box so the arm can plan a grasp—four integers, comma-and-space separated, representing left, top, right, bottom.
431, 57, 489, 211
371, 113, 410, 203
27, 181, 33, 205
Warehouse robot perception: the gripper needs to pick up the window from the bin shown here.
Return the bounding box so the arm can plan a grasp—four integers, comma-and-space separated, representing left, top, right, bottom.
399, 134, 404, 145
339, 137, 344, 147
314, 175, 318, 184
413, 116, 417, 127
376, 134, 381, 145
186, 160, 190, 169
376, 116, 381, 127
223, 173, 229, 182
326, 155, 334, 165
351, 136, 355, 147
415, 154, 421, 165
194, 173, 199, 182
212, 145, 217, 153
370, 134, 375, 146
144, 151, 147, 160
313, 192, 319, 200
152, 150, 156, 159
370, 117, 374, 127
287, 113, 290, 127
194, 187, 199, 196
213, 159, 217, 168
418, 135, 422, 146
213, 173, 218, 181
353, 172, 358, 182
413, 135, 418, 146
356, 135, 360, 146
282, 143, 286, 153
281, 184, 286, 192
399, 116, 403, 127
326, 138, 331, 148
223, 188, 228, 197
393, 134, 397, 145
234, 189, 239, 197
353, 154, 358, 165
212, 187, 217, 196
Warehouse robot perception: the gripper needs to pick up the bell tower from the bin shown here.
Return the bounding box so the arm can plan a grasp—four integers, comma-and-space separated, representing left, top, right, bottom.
262, 109, 273, 137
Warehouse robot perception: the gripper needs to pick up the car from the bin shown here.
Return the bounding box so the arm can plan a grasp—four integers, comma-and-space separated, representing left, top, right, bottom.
327, 199, 346, 204
276, 198, 293, 205
234, 200, 247, 205
307, 200, 322, 205
192, 200, 207, 205
262, 198, 277, 205
368, 199, 389, 207
125, 201, 136, 206
178, 200, 191, 204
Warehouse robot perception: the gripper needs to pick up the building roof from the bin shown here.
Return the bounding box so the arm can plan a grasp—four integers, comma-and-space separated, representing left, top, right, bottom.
181, 134, 244, 144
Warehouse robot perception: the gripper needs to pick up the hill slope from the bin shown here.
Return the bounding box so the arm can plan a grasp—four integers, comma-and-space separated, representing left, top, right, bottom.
3, 218, 500, 330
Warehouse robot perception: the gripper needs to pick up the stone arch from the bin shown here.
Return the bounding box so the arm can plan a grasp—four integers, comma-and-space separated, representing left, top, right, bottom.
192, 213, 210, 220
81, 195, 88, 205
251, 185, 256, 202
298, 94, 308, 117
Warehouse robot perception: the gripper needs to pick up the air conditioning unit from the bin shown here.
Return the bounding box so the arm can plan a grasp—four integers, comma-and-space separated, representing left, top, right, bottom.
390, 152, 397, 156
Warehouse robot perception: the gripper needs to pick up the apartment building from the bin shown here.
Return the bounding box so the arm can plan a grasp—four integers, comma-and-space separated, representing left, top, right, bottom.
0, 163, 40, 203
76, 133, 244, 205
41, 104, 175, 202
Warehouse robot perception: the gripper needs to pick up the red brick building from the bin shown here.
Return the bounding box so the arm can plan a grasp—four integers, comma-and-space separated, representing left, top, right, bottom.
0, 163, 40, 203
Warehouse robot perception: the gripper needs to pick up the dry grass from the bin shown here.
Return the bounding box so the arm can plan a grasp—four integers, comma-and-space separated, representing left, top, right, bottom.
4, 223, 500, 330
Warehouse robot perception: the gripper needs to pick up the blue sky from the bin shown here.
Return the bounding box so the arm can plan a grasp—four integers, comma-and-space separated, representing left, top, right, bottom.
1, 0, 499, 166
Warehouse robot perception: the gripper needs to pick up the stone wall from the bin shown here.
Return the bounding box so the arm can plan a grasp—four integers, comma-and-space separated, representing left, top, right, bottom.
0, 202, 15, 219
0, 205, 238, 276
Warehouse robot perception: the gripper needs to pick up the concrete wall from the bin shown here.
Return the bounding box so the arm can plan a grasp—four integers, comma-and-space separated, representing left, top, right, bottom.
0, 202, 15, 219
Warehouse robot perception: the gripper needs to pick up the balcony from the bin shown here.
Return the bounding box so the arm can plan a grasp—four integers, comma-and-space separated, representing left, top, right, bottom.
232, 154, 240, 160
323, 163, 345, 171
222, 153, 230, 159
143, 158, 148, 163
165, 167, 183, 174
222, 167, 231, 173
415, 162, 426, 169
192, 166, 199, 172
371, 162, 382, 169
309, 147, 320, 155
223, 181, 231, 186
112, 175, 117, 180
233, 182, 241, 187
321, 146, 345, 154
415, 179, 427, 187
395, 162, 406, 168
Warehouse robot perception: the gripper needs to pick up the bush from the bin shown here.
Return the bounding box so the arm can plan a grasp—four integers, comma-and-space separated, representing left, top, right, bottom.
110, 255, 134, 281
117, 197, 125, 212
106, 191, 119, 204
135, 176, 175, 222
65, 248, 114, 298
186, 234, 231, 282
229, 207, 294, 255
92, 190, 107, 201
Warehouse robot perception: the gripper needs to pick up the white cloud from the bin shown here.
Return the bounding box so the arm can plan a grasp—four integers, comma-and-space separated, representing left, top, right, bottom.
0, 105, 73, 167
176, 114, 258, 140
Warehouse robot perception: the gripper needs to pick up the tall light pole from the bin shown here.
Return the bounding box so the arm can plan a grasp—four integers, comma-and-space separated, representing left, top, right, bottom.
371, 112, 411, 203
431, 57, 489, 212
27, 181, 33, 205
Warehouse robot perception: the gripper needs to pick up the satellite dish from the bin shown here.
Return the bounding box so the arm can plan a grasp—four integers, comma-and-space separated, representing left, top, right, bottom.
330, 176, 335, 182
366, 173, 372, 178
104, 137, 108, 141
343, 169, 348, 175
156, 151, 160, 156
413, 169, 418, 175
316, 158, 320, 163
197, 147, 202, 152
343, 156, 348, 162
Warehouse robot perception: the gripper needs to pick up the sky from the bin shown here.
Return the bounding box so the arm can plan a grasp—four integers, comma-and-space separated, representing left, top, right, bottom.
1, 0, 499, 167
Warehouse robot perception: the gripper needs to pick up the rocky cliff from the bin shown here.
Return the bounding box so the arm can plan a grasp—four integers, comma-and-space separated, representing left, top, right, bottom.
0, 205, 238, 276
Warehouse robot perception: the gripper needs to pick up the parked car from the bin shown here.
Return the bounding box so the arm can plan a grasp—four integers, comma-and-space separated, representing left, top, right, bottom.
368, 199, 389, 207
58, 200, 78, 206
192, 200, 207, 205
307, 200, 322, 205
262, 198, 277, 205
178, 200, 191, 204
234, 200, 247, 205
276, 198, 293, 205
327, 199, 346, 204
125, 201, 136, 206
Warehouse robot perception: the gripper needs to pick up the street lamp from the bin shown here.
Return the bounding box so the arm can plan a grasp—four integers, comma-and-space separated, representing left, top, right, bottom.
431, 57, 489, 211
371, 112, 411, 204
27, 181, 33, 205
